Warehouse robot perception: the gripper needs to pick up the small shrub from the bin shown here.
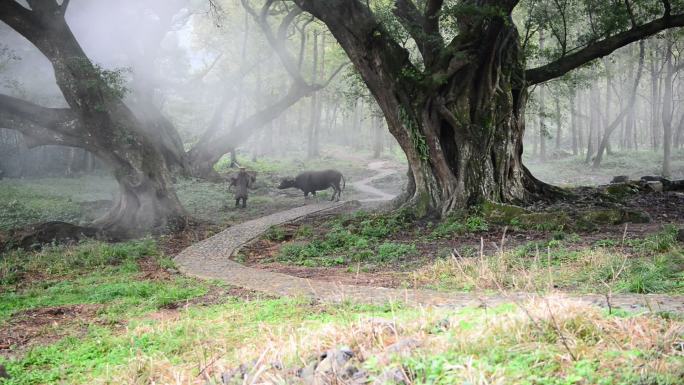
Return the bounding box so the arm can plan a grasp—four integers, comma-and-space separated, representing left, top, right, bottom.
431, 214, 489, 239
351, 249, 374, 262
295, 225, 314, 238
465, 216, 489, 232
626, 225, 679, 253
279, 243, 306, 261
376, 242, 416, 262
430, 216, 465, 239
265, 226, 287, 241
618, 255, 684, 294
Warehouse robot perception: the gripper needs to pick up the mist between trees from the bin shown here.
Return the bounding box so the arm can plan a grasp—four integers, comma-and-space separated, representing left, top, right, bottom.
0, 0, 683, 236
525, 28, 684, 175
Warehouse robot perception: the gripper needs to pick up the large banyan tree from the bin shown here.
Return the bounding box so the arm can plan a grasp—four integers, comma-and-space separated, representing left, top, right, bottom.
289, 0, 684, 216
0, 0, 186, 235
0, 0, 334, 234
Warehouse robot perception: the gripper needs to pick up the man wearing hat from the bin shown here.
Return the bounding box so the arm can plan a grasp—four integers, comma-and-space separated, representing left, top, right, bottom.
230, 166, 254, 208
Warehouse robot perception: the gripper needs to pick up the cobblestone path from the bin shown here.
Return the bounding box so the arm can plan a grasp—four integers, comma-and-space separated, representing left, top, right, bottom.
349, 161, 397, 202
175, 164, 684, 314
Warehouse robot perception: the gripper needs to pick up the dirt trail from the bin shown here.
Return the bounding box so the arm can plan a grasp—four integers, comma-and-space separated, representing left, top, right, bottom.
349, 161, 397, 202
175, 161, 684, 314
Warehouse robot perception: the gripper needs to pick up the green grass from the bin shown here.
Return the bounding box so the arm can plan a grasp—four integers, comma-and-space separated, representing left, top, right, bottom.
430, 213, 490, 239
0, 235, 682, 384
399, 347, 682, 385
0, 185, 84, 231
214, 153, 364, 178
526, 149, 684, 186
174, 178, 233, 223
0, 297, 409, 385
377, 242, 417, 262
265, 225, 287, 241
417, 227, 684, 294
0, 173, 300, 230
391, 303, 684, 385
0, 151, 377, 230
274, 210, 416, 267
2, 296, 681, 384
0, 240, 211, 322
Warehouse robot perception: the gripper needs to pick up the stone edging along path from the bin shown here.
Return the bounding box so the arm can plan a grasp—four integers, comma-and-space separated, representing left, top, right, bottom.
175, 164, 684, 314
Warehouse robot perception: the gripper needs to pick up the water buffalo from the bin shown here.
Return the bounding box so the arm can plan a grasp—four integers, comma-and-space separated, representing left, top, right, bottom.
278, 169, 345, 201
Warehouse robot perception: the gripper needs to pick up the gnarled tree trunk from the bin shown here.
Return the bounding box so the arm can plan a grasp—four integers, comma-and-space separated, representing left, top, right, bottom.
325, 6, 547, 216
0, 1, 186, 236
293, 0, 684, 217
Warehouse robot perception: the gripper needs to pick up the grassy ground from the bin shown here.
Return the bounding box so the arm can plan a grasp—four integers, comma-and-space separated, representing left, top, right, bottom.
2, 149, 680, 231
0, 175, 115, 230
0, 240, 209, 322
1, 240, 683, 384
0, 152, 372, 231
414, 226, 684, 294
526, 149, 684, 186
238, 208, 684, 295
1, 149, 683, 384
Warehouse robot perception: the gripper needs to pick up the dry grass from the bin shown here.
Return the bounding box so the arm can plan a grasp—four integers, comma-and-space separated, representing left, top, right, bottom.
97, 296, 683, 385
412, 237, 682, 294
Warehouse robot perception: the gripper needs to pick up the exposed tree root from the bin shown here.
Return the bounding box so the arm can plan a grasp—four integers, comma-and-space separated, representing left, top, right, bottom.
0, 221, 100, 251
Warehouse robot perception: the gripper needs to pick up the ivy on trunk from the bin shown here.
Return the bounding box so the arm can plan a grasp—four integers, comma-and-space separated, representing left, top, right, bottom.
0, 0, 186, 236
293, 0, 684, 216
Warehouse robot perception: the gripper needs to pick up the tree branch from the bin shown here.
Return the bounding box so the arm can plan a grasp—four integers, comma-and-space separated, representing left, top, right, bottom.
242, 0, 309, 86
322, 62, 350, 87
0, 94, 83, 135
0, 94, 91, 149
424, 0, 443, 36
393, 1, 425, 44
526, 12, 684, 85
624, 0, 637, 28
60, 0, 71, 14
0, 1, 40, 41
293, 0, 416, 95
277, 6, 302, 41
188, 82, 319, 164
392, 0, 444, 68
662, 0, 671, 17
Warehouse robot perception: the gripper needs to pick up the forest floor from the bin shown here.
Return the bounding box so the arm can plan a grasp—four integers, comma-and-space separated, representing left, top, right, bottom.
0, 148, 394, 232
236, 187, 684, 294
1, 149, 683, 384
525, 149, 684, 186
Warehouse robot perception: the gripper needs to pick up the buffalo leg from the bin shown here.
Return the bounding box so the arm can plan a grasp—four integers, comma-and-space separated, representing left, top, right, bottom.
330, 183, 341, 201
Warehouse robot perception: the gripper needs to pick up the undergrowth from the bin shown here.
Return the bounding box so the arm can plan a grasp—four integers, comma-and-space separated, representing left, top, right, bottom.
275, 210, 416, 267
416, 226, 684, 294
2, 296, 681, 384
0, 240, 211, 322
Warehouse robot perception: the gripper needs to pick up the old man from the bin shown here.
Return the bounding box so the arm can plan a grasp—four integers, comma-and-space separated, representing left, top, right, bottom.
230, 167, 255, 208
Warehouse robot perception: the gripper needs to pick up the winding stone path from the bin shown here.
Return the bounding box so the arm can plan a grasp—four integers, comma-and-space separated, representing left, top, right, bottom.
175, 164, 684, 314
349, 161, 398, 202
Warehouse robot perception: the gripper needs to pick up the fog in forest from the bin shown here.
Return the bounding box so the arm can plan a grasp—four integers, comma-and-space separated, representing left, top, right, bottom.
1, 1, 394, 183
0, 0, 683, 231
2, 1, 682, 182
2, 2, 684, 382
